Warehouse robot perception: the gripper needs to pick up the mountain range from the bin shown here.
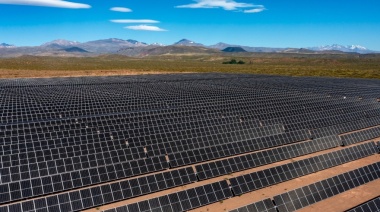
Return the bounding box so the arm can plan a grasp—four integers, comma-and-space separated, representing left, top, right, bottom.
308, 44, 371, 54
0, 38, 378, 57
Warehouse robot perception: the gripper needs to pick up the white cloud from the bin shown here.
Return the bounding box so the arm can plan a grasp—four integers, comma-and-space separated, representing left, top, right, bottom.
0, 0, 90, 8
125, 25, 167, 31
176, 0, 258, 11
110, 19, 160, 24
110, 7, 132, 12
176, 0, 266, 13
244, 7, 265, 13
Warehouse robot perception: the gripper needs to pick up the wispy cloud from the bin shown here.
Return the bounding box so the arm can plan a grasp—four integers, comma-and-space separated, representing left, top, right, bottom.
176, 0, 265, 13
125, 25, 167, 32
244, 7, 265, 13
110, 19, 160, 24
110, 7, 132, 12
0, 0, 90, 9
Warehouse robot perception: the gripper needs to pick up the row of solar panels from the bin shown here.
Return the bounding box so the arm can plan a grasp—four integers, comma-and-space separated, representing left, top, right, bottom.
0, 79, 376, 112
0, 143, 380, 211
0, 103, 378, 151
102, 162, 380, 212
0, 123, 377, 195
0, 94, 373, 124
1, 112, 379, 164
0, 99, 378, 148
230, 163, 380, 212
0, 140, 377, 210
0, 116, 378, 166
1, 80, 378, 106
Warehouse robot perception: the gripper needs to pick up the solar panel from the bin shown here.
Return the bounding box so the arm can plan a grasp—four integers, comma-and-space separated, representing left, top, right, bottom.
273, 162, 380, 212
229, 198, 277, 212
341, 126, 380, 146
103, 180, 232, 212
347, 196, 380, 212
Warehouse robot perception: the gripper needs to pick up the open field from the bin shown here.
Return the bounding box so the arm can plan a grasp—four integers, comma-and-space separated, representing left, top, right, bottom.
1, 53, 380, 78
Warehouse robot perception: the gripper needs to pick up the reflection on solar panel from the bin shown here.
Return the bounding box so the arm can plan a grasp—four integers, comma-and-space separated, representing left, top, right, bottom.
347, 196, 380, 212
0, 74, 380, 212
273, 162, 380, 212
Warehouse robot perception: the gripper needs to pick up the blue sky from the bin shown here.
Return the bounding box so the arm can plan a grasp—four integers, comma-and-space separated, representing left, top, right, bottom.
1, 0, 380, 50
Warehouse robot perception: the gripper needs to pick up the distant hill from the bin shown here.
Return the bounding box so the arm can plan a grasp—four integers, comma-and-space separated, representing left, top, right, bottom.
78, 38, 148, 53
173, 39, 204, 47
209, 42, 233, 50
41, 39, 80, 48
222, 47, 247, 53
63, 47, 88, 53
281, 48, 317, 54
118, 45, 220, 57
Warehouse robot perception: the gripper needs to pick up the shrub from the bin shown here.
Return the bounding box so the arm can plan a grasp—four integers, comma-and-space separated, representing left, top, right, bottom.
223, 59, 245, 64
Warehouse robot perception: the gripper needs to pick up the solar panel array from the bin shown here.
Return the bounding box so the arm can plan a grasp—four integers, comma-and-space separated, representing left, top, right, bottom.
229, 142, 377, 196
273, 162, 380, 212
0, 74, 379, 212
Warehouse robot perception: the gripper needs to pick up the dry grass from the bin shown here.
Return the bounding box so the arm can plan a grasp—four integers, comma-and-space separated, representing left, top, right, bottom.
1, 54, 380, 79
0, 69, 188, 79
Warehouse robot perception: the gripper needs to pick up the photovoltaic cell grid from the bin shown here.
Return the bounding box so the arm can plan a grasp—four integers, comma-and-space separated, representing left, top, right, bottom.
347, 197, 380, 212
341, 126, 380, 146
229, 142, 377, 196
102, 180, 232, 212
196, 135, 340, 180
1, 74, 380, 211
273, 162, 380, 212
167, 129, 311, 168
2, 167, 196, 211
102, 153, 380, 212
228, 198, 277, 212
311, 116, 380, 138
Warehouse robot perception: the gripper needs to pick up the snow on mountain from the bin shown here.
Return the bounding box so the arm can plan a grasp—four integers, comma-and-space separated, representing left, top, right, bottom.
173, 39, 204, 46
41, 39, 81, 47
78, 38, 148, 53
150, 42, 166, 46
308, 44, 373, 53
